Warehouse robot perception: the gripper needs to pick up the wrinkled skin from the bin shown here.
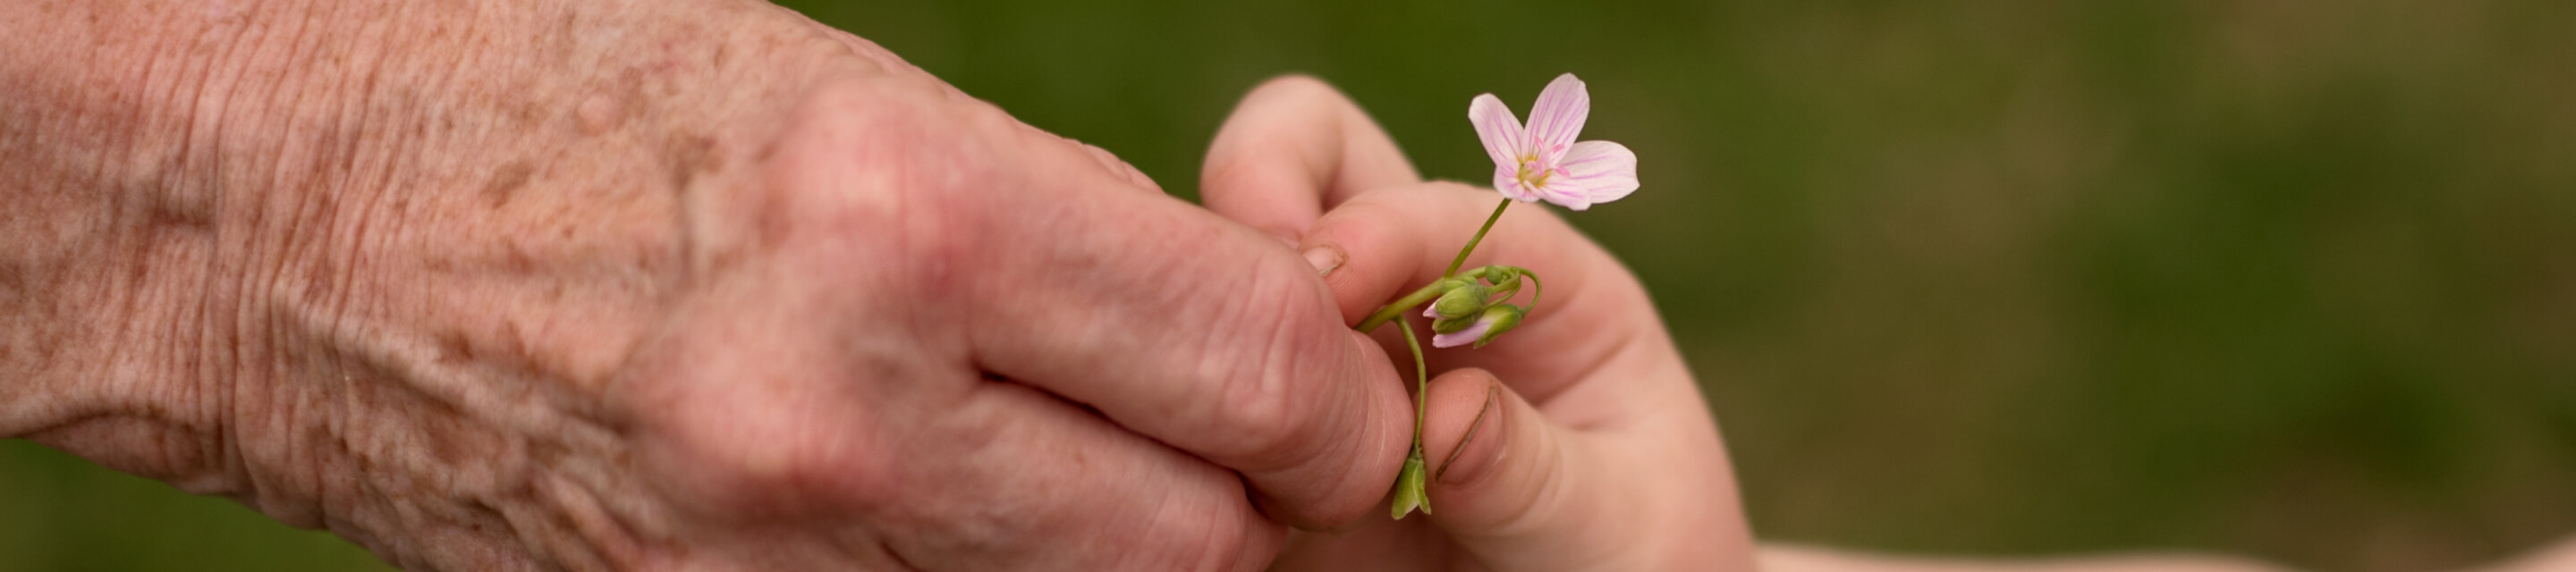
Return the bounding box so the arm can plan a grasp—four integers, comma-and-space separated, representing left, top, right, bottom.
0, 1, 1418, 569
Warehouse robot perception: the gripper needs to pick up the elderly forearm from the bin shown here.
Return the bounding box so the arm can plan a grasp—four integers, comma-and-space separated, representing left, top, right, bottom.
1, 0, 887, 568
0, 0, 293, 488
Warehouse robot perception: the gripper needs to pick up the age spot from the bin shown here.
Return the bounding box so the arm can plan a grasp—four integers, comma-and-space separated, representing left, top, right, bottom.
481, 161, 535, 209
665, 134, 720, 192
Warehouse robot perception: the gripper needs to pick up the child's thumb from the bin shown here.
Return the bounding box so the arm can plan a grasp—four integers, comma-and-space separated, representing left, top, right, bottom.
1415, 367, 1631, 571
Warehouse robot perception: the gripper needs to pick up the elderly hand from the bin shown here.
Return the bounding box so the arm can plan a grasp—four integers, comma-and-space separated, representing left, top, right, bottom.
1199, 76, 1763, 571
0, 2, 1415, 569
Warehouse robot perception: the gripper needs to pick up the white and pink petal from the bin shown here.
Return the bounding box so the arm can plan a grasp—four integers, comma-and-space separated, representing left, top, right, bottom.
1532, 177, 1596, 211
1430, 318, 1495, 349
1468, 94, 1527, 171
1556, 139, 1640, 206
1522, 73, 1591, 165
1493, 164, 1540, 203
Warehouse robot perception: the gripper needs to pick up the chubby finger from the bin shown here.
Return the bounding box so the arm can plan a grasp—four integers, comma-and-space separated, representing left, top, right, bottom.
1407, 367, 1627, 570
1416, 367, 1754, 571
769, 78, 1419, 528
1303, 182, 1663, 404
1200, 75, 1419, 243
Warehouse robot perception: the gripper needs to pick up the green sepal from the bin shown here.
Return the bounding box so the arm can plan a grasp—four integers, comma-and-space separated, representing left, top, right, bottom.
1470, 304, 1527, 348
1430, 282, 1491, 319
1431, 314, 1477, 334
1389, 449, 1432, 519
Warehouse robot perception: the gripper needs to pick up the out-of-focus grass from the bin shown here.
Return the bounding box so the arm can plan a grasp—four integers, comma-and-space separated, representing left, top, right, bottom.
0, 440, 397, 572
4, 1, 2571, 570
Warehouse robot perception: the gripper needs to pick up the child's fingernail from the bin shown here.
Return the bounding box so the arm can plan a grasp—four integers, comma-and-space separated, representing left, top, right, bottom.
1302, 244, 1344, 277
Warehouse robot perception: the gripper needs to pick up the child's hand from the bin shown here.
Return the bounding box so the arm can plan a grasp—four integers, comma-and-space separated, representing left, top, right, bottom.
1203, 76, 1759, 571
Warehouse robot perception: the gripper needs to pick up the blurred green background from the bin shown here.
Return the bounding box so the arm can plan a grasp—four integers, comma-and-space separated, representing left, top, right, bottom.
6, 0, 2572, 570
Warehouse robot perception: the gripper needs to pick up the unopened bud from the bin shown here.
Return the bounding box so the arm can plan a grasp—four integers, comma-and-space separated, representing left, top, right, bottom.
1431, 282, 1491, 319
1470, 304, 1526, 348
1390, 451, 1431, 518
1432, 314, 1478, 334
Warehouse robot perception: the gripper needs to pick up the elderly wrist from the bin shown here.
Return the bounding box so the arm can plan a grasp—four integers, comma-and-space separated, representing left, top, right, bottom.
3, 0, 631, 565
0, 0, 320, 489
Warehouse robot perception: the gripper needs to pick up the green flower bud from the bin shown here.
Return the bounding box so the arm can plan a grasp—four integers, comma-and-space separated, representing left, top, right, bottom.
1431, 314, 1478, 334
1470, 304, 1526, 349
1431, 282, 1492, 319
1389, 450, 1431, 518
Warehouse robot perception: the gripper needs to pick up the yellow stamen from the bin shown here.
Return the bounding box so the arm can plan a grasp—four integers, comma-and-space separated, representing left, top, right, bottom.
1515, 156, 1549, 189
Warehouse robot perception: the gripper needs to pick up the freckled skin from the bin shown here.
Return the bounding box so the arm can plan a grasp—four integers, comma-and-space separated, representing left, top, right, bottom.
0, 1, 1412, 570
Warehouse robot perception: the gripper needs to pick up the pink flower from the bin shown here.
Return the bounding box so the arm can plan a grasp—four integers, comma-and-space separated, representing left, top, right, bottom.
1429, 315, 1495, 349
1424, 304, 1524, 349
1470, 73, 1640, 211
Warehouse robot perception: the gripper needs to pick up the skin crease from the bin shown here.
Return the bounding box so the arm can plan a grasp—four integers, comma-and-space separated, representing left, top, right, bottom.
1199, 76, 2576, 572
0, 0, 1426, 570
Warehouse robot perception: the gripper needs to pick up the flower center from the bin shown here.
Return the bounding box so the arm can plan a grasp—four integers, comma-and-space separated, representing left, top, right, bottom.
1514, 155, 1550, 189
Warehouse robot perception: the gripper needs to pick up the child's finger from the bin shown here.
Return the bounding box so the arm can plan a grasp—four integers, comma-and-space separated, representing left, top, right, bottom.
1417, 366, 1756, 571
1199, 75, 1419, 243
1412, 367, 1632, 570
1300, 181, 1662, 403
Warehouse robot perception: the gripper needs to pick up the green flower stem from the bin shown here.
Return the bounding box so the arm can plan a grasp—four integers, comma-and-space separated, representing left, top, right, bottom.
1400, 315, 1428, 448
1523, 272, 1544, 312
1353, 266, 1492, 332
1443, 199, 1514, 278
1390, 314, 1433, 517
1355, 282, 1446, 332
1360, 199, 1513, 519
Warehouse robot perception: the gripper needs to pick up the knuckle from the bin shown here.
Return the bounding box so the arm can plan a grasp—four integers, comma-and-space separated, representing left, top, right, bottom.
621, 328, 903, 519
656, 397, 902, 519
1194, 260, 1339, 469
767, 79, 996, 300
1210, 373, 1300, 469
1182, 516, 1258, 572
1127, 485, 1261, 571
